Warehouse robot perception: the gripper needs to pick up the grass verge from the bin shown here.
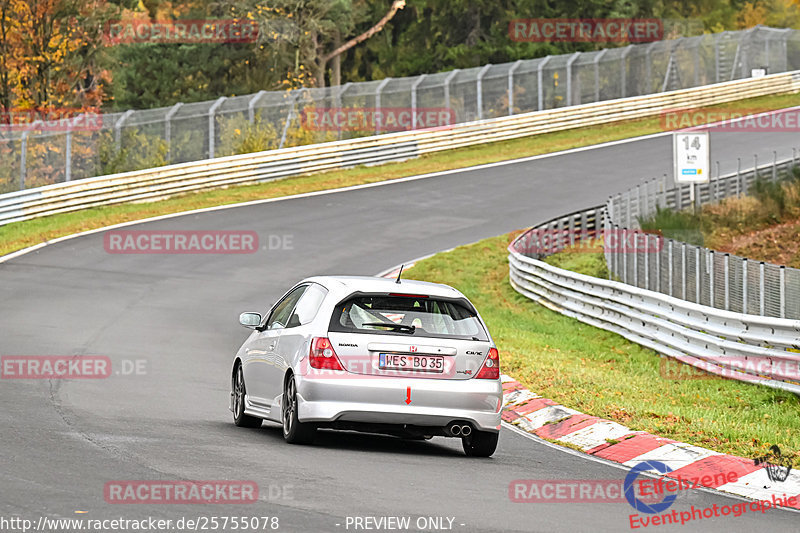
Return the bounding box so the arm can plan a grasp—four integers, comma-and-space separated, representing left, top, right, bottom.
405, 232, 800, 460
3, 91, 800, 257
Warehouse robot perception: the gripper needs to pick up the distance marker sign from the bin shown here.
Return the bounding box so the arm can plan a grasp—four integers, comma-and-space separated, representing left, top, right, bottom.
673, 131, 709, 184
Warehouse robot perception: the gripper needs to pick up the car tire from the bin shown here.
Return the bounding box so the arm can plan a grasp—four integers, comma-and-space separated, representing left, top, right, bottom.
282, 374, 316, 444
233, 364, 262, 428
462, 430, 498, 457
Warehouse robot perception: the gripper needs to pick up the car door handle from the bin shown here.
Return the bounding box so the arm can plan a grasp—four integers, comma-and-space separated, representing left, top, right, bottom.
269, 342, 276, 350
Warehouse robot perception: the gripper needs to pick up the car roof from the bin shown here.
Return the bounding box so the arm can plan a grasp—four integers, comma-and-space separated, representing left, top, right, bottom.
302, 275, 465, 300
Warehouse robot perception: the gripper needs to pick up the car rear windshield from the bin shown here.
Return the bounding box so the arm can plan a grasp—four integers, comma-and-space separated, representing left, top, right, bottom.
329, 294, 489, 341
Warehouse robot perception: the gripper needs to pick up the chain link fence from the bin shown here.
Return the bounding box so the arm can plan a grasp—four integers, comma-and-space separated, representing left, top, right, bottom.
605, 151, 800, 319
2, 25, 800, 194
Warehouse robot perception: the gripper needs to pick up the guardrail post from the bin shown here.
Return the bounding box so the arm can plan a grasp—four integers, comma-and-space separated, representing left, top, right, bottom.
780, 266, 786, 319
724, 254, 730, 310
114, 109, 134, 151
65, 126, 72, 182
708, 250, 714, 307
742, 258, 748, 314
411, 75, 427, 128
681, 243, 687, 300
759, 262, 765, 316
593, 49, 607, 102
621, 45, 634, 97
566, 52, 580, 106
248, 91, 267, 124
537, 56, 551, 111
165, 102, 183, 163
476, 64, 491, 120
208, 96, 226, 159
668, 240, 674, 296
508, 60, 522, 115
695, 247, 701, 303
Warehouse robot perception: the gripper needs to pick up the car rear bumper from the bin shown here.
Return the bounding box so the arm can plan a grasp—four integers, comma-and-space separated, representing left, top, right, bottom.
295, 373, 503, 432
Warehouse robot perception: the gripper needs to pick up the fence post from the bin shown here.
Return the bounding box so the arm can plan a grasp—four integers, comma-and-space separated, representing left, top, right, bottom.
742, 258, 748, 314
708, 250, 714, 307
715, 161, 720, 202
476, 64, 491, 120
278, 91, 300, 149
247, 91, 267, 124
622, 229, 628, 284
566, 52, 580, 106
736, 157, 741, 196
621, 45, 634, 97
114, 109, 134, 151
656, 234, 661, 293
208, 96, 227, 159
537, 56, 551, 111
593, 49, 608, 102
644, 234, 649, 290
644, 43, 656, 93
165, 102, 183, 163
443, 70, 459, 120
714, 33, 721, 83
759, 262, 765, 316
411, 74, 427, 128
772, 150, 777, 182
65, 127, 72, 182
780, 266, 786, 319
695, 247, 700, 303
633, 233, 639, 287
626, 191, 632, 228
724, 254, 730, 311
668, 240, 674, 297
508, 60, 522, 115
375, 77, 392, 135
681, 242, 687, 300
20, 131, 28, 190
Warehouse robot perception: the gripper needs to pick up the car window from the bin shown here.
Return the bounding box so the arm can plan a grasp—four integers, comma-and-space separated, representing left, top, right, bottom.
290, 283, 328, 327
266, 286, 307, 330
329, 294, 488, 341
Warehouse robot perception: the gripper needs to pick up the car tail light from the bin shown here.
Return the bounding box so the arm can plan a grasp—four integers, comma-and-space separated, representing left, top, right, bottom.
475, 347, 500, 379
309, 337, 345, 371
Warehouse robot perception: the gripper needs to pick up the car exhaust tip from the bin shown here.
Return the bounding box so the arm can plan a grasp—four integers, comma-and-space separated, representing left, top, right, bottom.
460, 424, 472, 437
448, 423, 462, 436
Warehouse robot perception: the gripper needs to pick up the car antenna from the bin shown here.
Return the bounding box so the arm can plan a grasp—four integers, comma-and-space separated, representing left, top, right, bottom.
395, 264, 404, 284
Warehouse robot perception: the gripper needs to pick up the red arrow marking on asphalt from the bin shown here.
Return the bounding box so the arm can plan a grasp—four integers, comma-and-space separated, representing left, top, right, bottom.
405, 387, 412, 404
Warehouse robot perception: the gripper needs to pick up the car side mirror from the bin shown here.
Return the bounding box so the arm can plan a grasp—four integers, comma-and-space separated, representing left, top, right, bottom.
239, 312, 262, 329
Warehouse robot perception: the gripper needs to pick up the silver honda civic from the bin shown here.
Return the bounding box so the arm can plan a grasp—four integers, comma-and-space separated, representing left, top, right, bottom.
230, 275, 502, 457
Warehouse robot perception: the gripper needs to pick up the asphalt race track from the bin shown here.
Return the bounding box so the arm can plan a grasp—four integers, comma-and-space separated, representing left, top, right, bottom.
2, 127, 800, 533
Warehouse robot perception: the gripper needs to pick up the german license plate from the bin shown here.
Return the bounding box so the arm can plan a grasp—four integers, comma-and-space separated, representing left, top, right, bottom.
379, 353, 444, 373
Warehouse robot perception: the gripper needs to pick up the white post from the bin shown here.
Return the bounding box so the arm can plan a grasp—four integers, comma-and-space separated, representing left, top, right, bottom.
508, 60, 522, 115
537, 56, 551, 111
411, 74, 427, 129
208, 96, 226, 159
476, 64, 491, 120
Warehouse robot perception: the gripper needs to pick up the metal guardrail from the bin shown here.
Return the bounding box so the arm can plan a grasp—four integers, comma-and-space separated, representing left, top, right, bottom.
3, 26, 798, 191
509, 157, 800, 392
2, 70, 799, 226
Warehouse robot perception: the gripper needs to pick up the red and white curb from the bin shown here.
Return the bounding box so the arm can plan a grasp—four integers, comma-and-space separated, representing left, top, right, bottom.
501, 374, 800, 509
